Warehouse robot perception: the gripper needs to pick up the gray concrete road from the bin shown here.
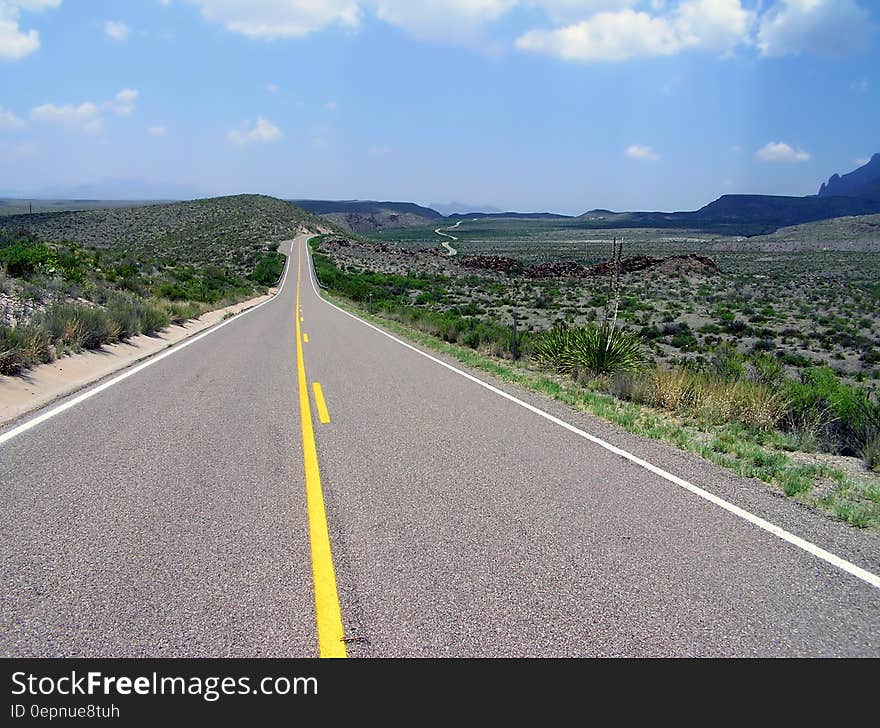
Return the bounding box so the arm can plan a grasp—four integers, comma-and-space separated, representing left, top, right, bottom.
2, 233, 879, 657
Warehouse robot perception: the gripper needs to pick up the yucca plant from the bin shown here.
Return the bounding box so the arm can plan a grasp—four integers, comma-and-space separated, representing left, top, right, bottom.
533, 324, 573, 373
565, 324, 644, 377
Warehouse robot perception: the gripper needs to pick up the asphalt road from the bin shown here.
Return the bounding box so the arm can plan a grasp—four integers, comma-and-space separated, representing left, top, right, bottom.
2, 233, 879, 657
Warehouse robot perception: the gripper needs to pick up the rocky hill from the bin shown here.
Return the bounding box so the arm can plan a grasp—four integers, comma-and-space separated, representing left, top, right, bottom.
0, 194, 323, 272
818, 153, 880, 199
290, 199, 442, 233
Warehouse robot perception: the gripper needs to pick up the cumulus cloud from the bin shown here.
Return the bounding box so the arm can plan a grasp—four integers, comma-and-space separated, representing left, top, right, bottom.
30, 101, 105, 133
185, 1, 644, 43
0, 106, 25, 128
180, 0, 875, 62
148, 125, 168, 136
105, 88, 139, 115
756, 141, 810, 163
187, 0, 360, 39
0, 0, 61, 61
516, 0, 754, 62
31, 89, 137, 133
104, 19, 130, 42
227, 116, 281, 145
625, 144, 660, 160
758, 0, 873, 57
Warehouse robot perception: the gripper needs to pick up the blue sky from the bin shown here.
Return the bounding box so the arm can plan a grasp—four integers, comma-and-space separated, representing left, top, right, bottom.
0, 0, 877, 214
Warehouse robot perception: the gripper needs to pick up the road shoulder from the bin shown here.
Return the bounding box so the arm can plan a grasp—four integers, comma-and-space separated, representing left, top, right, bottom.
0, 291, 273, 428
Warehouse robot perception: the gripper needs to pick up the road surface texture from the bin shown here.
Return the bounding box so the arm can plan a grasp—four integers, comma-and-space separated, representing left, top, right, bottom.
2, 233, 879, 657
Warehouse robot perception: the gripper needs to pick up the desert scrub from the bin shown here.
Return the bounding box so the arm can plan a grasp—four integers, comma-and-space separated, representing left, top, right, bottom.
611, 369, 788, 431
0, 323, 53, 374
322, 287, 880, 529
312, 250, 528, 358
40, 303, 120, 352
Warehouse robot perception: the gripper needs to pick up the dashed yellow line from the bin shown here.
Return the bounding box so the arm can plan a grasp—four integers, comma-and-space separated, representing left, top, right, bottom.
303, 333, 309, 343
294, 241, 346, 658
312, 383, 331, 424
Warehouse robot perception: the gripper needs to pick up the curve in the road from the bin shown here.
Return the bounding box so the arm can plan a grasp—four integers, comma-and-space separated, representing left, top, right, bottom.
434, 220, 461, 256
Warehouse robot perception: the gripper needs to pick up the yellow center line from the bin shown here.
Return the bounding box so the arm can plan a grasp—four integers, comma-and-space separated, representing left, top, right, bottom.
312, 382, 331, 424
294, 240, 347, 658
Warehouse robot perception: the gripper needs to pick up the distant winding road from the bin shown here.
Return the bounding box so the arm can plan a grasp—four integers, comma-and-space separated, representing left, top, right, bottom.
2, 231, 880, 657
434, 219, 461, 256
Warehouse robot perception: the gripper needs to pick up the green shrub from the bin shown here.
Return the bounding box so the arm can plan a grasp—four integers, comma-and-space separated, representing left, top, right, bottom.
784, 367, 880, 457
250, 252, 285, 286
0, 241, 58, 278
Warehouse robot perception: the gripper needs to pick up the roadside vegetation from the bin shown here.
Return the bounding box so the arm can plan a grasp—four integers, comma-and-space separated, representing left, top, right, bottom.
311, 233, 880, 530
0, 195, 307, 375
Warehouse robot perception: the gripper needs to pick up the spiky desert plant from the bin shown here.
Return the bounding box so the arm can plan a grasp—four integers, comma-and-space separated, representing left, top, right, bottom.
565, 324, 644, 377
533, 324, 573, 373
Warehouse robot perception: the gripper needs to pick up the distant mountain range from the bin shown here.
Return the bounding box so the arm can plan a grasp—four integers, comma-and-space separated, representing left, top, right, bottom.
291, 155, 880, 236
10, 156, 878, 237
600, 154, 880, 235
429, 202, 503, 216
1, 179, 206, 201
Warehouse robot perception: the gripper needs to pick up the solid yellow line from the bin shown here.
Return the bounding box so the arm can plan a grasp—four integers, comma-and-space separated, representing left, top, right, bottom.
295, 241, 347, 658
303, 333, 309, 343
312, 382, 331, 424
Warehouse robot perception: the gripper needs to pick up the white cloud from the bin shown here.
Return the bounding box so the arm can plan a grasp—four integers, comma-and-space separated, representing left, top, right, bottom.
368, 144, 391, 156
625, 144, 660, 160
0, 106, 25, 128
104, 19, 130, 42
31, 101, 99, 125
227, 116, 281, 145
756, 141, 810, 163
850, 78, 869, 93
264, 82, 279, 93
177, 0, 874, 63
757, 0, 873, 57
105, 88, 139, 115
185, 1, 642, 44
30, 88, 136, 133
855, 157, 870, 167
516, 1, 754, 62
187, 0, 360, 39
148, 125, 168, 136
325, 100, 337, 110
517, 9, 678, 61
0, 0, 61, 61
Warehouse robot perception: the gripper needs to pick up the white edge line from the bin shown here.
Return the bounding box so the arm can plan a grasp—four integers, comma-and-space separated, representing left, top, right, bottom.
0, 240, 297, 447
304, 239, 880, 591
